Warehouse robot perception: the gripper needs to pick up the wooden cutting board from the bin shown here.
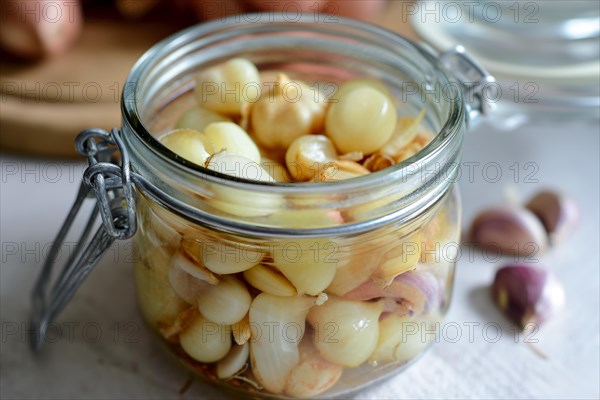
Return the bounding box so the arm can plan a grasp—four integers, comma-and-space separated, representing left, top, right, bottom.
0, 3, 418, 158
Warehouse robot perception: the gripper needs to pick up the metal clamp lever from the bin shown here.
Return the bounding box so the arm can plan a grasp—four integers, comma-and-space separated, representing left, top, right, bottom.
30, 128, 137, 351
440, 45, 497, 124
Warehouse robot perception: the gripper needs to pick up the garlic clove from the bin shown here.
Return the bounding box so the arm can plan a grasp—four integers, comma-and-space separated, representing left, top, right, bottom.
327, 244, 383, 296
159, 129, 215, 166
251, 74, 326, 150
197, 276, 252, 325
194, 58, 260, 116
168, 258, 210, 305
469, 207, 549, 256
371, 235, 423, 288
492, 264, 565, 329
325, 82, 397, 154
525, 190, 579, 245
175, 244, 220, 285
307, 296, 384, 367
217, 342, 250, 380
265, 209, 344, 229
369, 314, 438, 365
158, 306, 198, 341
175, 106, 230, 132
179, 314, 232, 363
285, 135, 338, 181
249, 294, 315, 394
204, 122, 261, 164
272, 238, 339, 296
204, 152, 281, 217
345, 270, 441, 317
284, 337, 343, 398
312, 160, 370, 182
261, 157, 292, 182
392, 132, 434, 163
189, 239, 263, 275
232, 314, 252, 345
205, 152, 275, 182
378, 109, 426, 157
243, 264, 297, 297
134, 261, 188, 331
362, 153, 395, 172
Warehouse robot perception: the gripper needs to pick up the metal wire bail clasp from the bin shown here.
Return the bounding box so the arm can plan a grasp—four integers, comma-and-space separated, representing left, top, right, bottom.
30, 128, 138, 351
440, 45, 496, 124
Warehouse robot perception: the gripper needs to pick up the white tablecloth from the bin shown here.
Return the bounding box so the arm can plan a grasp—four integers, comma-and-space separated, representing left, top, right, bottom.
1, 110, 599, 399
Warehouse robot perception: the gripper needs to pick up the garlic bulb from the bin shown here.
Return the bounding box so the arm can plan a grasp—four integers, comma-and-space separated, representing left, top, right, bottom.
197, 276, 251, 325
159, 129, 215, 166
307, 296, 384, 367
249, 294, 315, 394
251, 74, 326, 150
284, 337, 343, 398
179, 314, 232, 363
325, 81, 397, 154
285, 135, 338, 182
175, 106, 230, 132
243, 264, 297, 297
369, 314, 437, 365
217, 342, 250, 380
272, 238, 339, 295
194, 58, 260, 116
204, 122, 261, 163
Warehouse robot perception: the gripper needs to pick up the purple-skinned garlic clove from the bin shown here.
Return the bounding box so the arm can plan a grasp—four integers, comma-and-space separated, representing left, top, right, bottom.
492, 264, 565, 329
526, 191, 579, 245
344, 270, 441, 317
469, 207, 548, 256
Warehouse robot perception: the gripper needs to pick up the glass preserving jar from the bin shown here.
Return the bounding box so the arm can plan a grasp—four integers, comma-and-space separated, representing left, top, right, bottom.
32, 15, 493, 400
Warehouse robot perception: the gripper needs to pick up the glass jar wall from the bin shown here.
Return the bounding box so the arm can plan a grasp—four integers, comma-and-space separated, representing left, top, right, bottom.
122, 16, 467, 399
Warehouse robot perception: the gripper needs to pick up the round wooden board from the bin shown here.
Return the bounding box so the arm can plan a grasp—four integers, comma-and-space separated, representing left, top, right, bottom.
0, 18, 183, 157
0, 3, 418, 158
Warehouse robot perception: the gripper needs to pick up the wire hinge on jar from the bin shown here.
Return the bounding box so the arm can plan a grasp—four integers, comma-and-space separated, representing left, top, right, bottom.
30, 128, 137, 351
440, 45, 497, 124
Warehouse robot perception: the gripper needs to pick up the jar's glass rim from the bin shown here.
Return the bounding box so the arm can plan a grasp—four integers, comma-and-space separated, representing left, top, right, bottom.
122, 14, 465, 194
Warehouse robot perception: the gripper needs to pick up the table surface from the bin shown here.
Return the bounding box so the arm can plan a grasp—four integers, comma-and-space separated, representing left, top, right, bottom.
1, 104, 599, 399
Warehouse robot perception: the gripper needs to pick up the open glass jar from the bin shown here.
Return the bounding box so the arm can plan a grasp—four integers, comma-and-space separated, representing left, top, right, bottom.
32, 14, 493, 400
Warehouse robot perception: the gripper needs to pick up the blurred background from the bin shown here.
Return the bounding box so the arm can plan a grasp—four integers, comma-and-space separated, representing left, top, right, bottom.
1, 1, 599, 399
